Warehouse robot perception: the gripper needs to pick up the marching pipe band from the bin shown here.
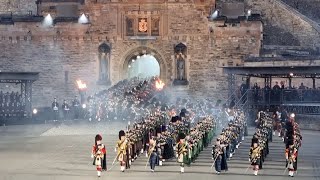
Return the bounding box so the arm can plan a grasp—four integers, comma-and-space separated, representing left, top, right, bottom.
87, 78, 241, 176
284, 113, 302, 177
211, 109, 247, 174
249, 111, 272, 176
112, 110, 216, 174
175, 117, 216, 173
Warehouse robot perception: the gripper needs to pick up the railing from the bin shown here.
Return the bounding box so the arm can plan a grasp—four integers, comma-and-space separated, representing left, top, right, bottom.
0, 11, 34, 16
246, 89, 320, 104
235, 89, 249, 110
0, 105, 26, 117
226, 88, 240, 107
232, 89, 320, 115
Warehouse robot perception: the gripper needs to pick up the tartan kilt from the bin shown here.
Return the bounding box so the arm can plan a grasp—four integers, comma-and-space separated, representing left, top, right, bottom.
192, 147, 197, 159
177, 154, 188, 163
251, 158, 260, 166
93, 156, 102, 166
118, 153, 127, 162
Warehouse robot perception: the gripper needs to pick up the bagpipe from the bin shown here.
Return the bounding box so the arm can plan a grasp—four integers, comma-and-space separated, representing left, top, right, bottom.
283, 115, 302, 174
247, 111, 273, 171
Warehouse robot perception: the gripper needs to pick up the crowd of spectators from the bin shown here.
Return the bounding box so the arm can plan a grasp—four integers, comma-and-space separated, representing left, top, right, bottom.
0, 91, 24, 117
240, 81, 320, 104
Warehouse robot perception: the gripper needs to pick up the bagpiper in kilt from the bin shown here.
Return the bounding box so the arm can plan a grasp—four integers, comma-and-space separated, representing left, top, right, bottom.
284, 113, 302, 177
220, 109, 247, 160
212, 138, 228, 174
249, 111, 273, 176
187, 117, 215, 166
91, 134, 107, 177
148, 136, 159, 172
176, 132, 188, 173
249, 138, 262, 176
116, 130, 128, 172
155, 128, 167, 166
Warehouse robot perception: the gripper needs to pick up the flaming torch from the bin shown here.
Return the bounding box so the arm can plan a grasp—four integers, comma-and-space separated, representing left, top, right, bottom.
76, 79, 87, 104
155, 79, 165, 90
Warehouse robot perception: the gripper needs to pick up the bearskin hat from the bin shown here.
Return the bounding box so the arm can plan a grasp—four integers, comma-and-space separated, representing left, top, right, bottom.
178, 133, 186, 140
286, 138, 294, 148
181, 108, 187, 113
161, 125, 167, 132
161, 105, 167, 111
251, 137, 258, 147
95, 134, 102, 142
286, 121, 293, 128
180, 112, 186, 118
119, 130, 125, 140
156, 127, 162, 134
171, 116, 178, 123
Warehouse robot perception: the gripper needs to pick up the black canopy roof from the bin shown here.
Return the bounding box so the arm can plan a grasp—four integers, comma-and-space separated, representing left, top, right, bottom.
222, 66, 320, 78
0, 72, 39, 82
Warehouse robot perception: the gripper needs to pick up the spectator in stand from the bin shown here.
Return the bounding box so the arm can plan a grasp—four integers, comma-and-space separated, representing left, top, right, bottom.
299, 83, 306, 90
272, 82, 281, 102
252, 83, 260, 103
263, 85, 271, 103
273, 82, 281, 90
280, 81, 285, 89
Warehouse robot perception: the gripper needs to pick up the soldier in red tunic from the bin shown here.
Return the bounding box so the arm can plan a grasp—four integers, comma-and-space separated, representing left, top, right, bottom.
91, 134, 107, 177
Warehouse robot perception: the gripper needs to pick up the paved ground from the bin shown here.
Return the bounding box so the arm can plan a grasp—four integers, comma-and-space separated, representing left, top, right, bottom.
0, 121, 319, 180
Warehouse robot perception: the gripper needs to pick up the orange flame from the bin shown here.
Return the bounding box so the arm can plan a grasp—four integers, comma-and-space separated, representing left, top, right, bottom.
155, 80, 165, 90
77, 80, 87, 90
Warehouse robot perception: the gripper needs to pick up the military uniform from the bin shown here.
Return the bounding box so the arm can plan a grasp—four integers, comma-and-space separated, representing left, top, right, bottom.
176, 133, 188, 173
91, 134, 106, 177
212, 138, 227, 174
62, 100, 70, 120
116, 130, 128, 172
72, 96, 80, 119
285, 115, 301, 177
148, 137, 159, 172
249, 111, 273, 176
249, 139, 261, 176
51, 98, 59, 121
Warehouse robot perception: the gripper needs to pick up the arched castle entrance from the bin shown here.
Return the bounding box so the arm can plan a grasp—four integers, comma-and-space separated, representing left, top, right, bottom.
120, 46, 167, 81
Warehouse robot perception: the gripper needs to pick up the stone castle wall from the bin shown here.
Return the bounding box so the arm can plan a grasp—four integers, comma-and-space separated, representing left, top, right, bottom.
0, 30, 99, 106
0, 0, 37, 15
0, 1, 262, 107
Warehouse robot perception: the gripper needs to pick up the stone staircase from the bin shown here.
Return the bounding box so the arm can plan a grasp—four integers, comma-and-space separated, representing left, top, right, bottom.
246, 0, 320, 48
276, 0, 320, 33
281, 0, 320, 24
165, 86, 192, 101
